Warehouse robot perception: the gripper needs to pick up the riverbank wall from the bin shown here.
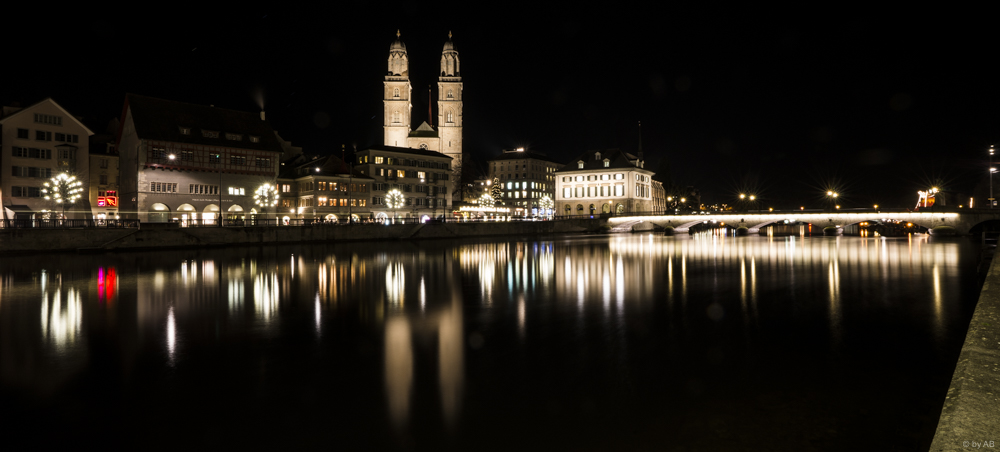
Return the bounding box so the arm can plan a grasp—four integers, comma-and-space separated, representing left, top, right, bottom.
0, 219, 604, 254
930, 250, 1000, 450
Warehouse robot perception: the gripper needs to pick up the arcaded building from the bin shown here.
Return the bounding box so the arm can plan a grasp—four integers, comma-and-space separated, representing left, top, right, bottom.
554, 149, 656, 215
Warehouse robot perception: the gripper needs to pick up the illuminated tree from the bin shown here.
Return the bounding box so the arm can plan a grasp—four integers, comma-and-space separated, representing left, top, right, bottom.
386, 189, 405, 221
490, 176, 502, 203
539, 195, 553, 216
254, 183, 279, 219
478, 193, 495, 209
42, 173, 83, 218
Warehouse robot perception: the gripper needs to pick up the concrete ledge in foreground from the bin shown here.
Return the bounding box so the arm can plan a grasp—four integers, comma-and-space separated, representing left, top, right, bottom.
930, 253, 1000, 451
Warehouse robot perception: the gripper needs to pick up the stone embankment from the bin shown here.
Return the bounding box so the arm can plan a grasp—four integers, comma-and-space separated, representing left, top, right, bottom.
930, 251, 1000, 450
0, 219, 602, 254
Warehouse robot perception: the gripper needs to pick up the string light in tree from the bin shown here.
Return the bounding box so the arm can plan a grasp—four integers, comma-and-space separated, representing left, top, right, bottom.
539, 195, 553, 215
490, 176, 502, 203
478, 193, 495, 209
42, 173, 83, 215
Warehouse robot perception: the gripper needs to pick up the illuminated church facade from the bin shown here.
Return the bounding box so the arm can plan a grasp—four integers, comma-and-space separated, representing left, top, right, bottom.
383, 31, 463, 176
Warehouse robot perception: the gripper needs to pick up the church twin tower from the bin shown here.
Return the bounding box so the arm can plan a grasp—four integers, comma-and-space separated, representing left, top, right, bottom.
383, 30, 463, 172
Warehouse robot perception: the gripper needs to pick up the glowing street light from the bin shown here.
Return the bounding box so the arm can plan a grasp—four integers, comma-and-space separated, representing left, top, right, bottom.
386, 189, 405, 222
991, 144, 997, 209
42, 173, 83, 219
539, 195, 553, 218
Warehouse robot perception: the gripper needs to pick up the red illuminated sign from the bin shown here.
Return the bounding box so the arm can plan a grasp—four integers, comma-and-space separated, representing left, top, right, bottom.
98, 196, 118, 207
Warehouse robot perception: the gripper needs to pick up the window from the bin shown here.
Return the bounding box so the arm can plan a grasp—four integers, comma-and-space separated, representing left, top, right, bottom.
202, 130, 219, 138
100, 158, 109, 168
603, 159, 610, 168
281, 184, 291, 193
12, 186, 42, 197
99, 175, 108, 185
254, 157, 271, 168
36, 131, 52, 141
59, 148, 76, 160
375, 156, 384, 164
397, 170, 405, 178
394, 88, 400, 98
16, 128, 28, 139
318, 182, 326, 191
228, 187, 246, 196
230, 155, 246, 165
577, 161, 584, 169
209, 154, 221, 164
152, 147, 167, 159
189, 184, 218, 195
179, 127, 191, 135
150, 182, 178, 193
249, 136, 260, 143
33, 113, 62, 125
225, 133, 243, 141
181, 151, 194, 161
317, 197, 327, 207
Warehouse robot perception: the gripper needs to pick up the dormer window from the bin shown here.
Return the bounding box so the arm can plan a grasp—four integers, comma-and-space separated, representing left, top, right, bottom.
577, 161, 584, 169
225, 133, 243, 141
179, 127, 191, 135
595, 152, 601, 161
249, 136, 260, 143
202, 130, 219, 139
603, 158, 610, 168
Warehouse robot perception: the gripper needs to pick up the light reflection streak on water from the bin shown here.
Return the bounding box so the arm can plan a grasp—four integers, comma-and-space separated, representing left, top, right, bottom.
40, 285, 82, 351
933, 264, 943, 340
385, 262, 405, 308
228, 266, 245, 314
384, 316, 412, 428
166, 307, 176, 366
606, 234, 961, 338
254, 273, 279, 321
315, 293, 322, 336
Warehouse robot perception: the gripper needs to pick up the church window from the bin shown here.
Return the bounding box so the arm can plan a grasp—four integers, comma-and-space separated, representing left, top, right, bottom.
392, 111, 401, 124
393, 88, 400, 98
447, 89, 453, 99
419, 143, 428, 150
447, 110, 454, 123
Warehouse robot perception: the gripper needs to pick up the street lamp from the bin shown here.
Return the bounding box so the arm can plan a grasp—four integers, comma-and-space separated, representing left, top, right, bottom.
826, 191, 838, 211
42, 173, 83, 221
991, 145, 996, 209
386, 189, 405, 223
254, 183, 278, 224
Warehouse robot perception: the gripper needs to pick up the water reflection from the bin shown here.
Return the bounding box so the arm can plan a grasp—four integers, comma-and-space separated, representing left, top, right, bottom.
0, 234, 981, 449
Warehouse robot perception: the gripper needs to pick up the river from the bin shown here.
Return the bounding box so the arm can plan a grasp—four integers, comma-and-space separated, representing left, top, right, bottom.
0, 232, 985, 450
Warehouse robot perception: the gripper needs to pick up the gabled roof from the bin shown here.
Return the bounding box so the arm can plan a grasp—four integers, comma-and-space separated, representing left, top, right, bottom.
281, 154, 372, 180
0, 98, 95, 136
359, 144, 452, 160
409, 121, 438, 137
555, 149, 645, 172
489, 150, 564, 165
122, 94, 283, 153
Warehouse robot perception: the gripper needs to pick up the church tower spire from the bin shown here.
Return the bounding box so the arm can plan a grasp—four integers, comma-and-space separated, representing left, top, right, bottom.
384, 30, 412, 147
437, 31, 463, 175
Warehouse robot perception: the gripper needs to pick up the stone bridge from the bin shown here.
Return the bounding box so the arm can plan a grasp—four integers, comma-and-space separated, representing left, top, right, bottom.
605, 210, 1000, 235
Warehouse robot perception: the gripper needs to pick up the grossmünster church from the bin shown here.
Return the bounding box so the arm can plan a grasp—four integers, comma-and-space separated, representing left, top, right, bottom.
383, 31, 463, 174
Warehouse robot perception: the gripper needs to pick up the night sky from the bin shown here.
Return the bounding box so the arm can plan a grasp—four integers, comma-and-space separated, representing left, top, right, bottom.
6, 7, 997, 209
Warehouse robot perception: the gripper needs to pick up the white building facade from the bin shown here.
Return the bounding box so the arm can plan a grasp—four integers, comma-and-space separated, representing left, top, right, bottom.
0, 99, 93, 220
116, 94, 283, 223
554, 149, 655, 215
355, 145, 452, 222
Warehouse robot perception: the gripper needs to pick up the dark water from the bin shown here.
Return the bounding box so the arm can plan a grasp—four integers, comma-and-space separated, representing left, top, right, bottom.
0, 233, 985, 451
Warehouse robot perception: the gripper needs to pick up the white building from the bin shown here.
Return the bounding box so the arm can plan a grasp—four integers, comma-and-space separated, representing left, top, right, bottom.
487, 148, 562, 216
0, 98, 93, 220
383, 31, 463, 183
116, 94, 283, 223
355, 145, 452, 222
554, 149, 655, 215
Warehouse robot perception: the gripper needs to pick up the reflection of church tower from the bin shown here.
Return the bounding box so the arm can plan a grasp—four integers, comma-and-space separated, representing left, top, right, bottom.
384, 30, 412, 147
437, 31, 463, 174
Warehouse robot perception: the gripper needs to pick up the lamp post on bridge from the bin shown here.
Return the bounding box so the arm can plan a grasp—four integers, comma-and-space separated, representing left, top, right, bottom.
990, 145, 995, 209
